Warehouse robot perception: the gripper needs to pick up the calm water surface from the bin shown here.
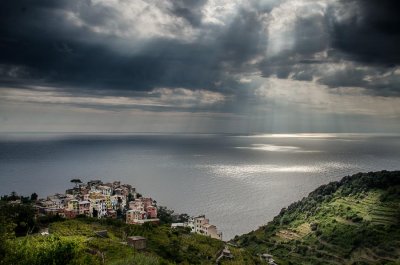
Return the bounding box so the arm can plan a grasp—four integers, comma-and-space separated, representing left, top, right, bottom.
0, 133, 399, 239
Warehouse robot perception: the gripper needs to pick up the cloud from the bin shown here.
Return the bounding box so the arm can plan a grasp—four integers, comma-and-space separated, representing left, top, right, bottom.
150, 88, 225, 107
264, 0, 329, 58
0, 86, 225, 111
63, 0, 198, 42
1, 0, 398, 97
0, 0, 400, 133
254, 77, 400, 117
330, 0, 400, 65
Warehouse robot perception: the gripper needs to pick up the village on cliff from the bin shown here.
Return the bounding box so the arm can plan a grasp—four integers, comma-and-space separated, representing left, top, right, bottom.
29, 179, 223, 240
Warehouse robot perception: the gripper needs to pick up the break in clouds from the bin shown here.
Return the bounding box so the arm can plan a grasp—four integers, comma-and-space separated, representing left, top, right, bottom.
0, 0, 400, 132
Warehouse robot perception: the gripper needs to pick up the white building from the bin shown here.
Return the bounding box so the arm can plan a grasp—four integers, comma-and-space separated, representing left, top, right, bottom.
90, 198, 107, 218
97, 185, 112, 196
187, 215, 222, 240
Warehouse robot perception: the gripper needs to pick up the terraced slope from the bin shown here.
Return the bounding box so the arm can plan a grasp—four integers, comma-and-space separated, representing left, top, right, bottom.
233, 171, 400, 265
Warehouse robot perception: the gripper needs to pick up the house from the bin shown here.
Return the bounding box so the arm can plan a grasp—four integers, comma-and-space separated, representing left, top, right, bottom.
78, 200, 91, 216
127, 236, 146, 250
171, 223, 185, 228
95, 230, 108, 238
92, 199, 107, 217
67, 199, 79, 212
141, 197, 154, 209
121, 184, 135, 195
216, 246, 234, 263
126, 209, 159, 225
202, 223, 223, 240
111, 195, 125, 210
44, 208, 63, 216
189, 215, 209, 233
187, 215, 222, 240
260, 254, 277, 265
129, 200, 144, 211
107, 209, 117, 218
126, 209, 147, 224
146, 205, 157, 218
222, 247, 233, 259
114, 188, 123, 195
97, 185, 112, 196
47, 194, 68, 208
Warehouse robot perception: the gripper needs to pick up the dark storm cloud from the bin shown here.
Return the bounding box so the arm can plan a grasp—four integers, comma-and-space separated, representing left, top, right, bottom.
1, 0, 400, 104
217, 8, 265, 66
331, 0, 400, 65
254, 0, 400, 96
168, 0, 208, 27
0, 0, 264, 97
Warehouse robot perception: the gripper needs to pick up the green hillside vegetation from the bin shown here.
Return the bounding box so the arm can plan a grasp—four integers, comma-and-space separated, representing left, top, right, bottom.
233, 171, 400, 265
0, 216, 259, 265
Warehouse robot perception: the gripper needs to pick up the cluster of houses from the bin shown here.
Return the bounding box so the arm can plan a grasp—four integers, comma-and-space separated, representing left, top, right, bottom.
35, 180, 158, 224
172, 215, 223, 240
126, 197, 159, 224
32, 179, 223, 241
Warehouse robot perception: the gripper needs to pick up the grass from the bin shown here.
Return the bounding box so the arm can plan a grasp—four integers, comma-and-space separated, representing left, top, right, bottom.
2, 218, 260, 265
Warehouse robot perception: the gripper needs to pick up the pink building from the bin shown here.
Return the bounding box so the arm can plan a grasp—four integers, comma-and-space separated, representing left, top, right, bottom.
126, 210, 147, 224
142, 198, 154, 209
146, 205, 157, 219
129, 200, 144, 211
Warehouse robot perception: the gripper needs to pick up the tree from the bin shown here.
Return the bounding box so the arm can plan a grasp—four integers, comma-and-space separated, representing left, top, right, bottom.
0, 215, 16, 261
9, 191, 19, 201
157, 206, 175, 224
127, 193, 133, 202
0, 203, 37, 236
70, 178, 82, 188
176, 213, 190, 223
30, 192, 38, 201
116, 208, 122, 218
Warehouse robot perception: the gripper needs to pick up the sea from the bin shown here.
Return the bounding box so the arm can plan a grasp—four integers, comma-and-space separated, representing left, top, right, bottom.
0, 133, 399, 239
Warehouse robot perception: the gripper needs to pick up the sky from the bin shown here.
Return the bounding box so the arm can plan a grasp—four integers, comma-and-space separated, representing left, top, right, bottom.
0, 0, 400, 133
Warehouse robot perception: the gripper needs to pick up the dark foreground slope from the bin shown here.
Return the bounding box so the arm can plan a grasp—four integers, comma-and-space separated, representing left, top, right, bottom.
233, 171, 400, 265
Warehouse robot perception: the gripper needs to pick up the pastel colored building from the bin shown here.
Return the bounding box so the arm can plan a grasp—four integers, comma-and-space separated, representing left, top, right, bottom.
78, 200, 91, 216
146, 205, 157, 219
187, 215, 222, 240
129, 200, 144, 211
126, 209, 147, 224
67, 199, 79, 212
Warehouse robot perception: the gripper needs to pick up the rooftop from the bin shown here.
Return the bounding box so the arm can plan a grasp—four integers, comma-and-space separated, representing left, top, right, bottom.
127, 236, 146, 241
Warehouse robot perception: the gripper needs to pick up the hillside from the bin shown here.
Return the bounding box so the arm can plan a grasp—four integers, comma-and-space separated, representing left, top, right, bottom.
233, 171, 400, 265
1, 171, 400, 265
0, 217, 260, 265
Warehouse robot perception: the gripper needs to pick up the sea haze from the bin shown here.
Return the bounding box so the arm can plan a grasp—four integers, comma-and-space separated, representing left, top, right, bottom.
0, 133, 399, 239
